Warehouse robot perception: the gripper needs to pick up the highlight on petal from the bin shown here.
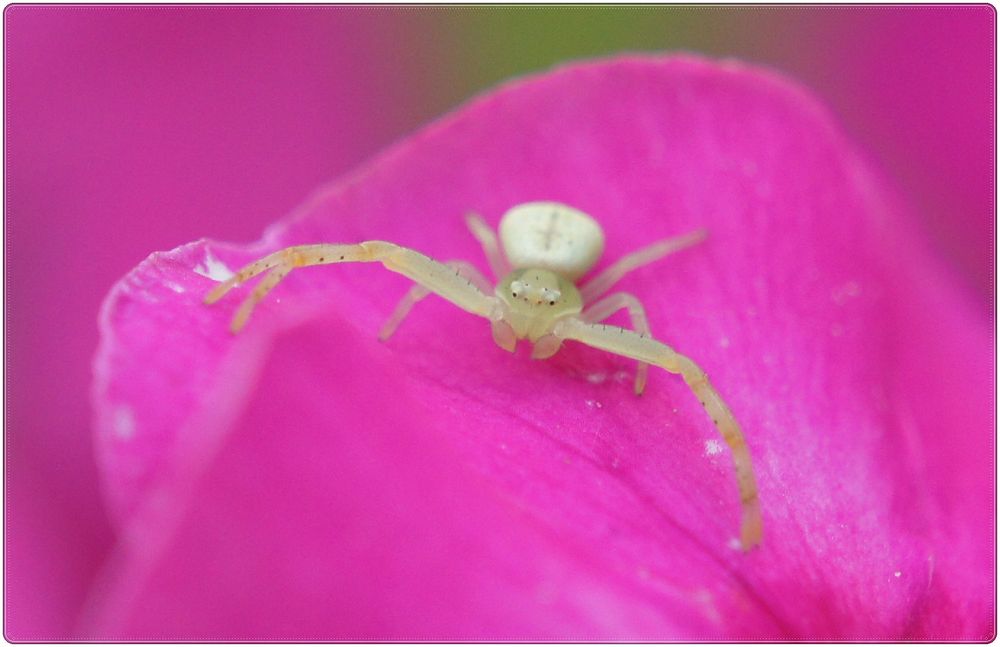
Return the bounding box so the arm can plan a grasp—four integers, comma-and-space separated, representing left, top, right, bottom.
89, 55, 993, 639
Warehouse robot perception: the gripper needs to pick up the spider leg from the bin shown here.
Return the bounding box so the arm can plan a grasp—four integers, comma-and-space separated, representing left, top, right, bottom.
579, 229, 707, 303
465, 212, 511, 279
379, 260, 492, 341
553, 317, 762, 550
581, 292, 652, 395
205, 242, 499, 334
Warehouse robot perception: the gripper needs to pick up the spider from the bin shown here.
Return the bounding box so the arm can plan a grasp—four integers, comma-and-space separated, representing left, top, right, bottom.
204, 201, 762, 549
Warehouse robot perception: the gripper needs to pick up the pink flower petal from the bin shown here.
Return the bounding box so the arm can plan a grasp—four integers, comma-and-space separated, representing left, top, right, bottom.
89, 56, 993, 639
6, 8, 409, 639
819, 7, 994, 301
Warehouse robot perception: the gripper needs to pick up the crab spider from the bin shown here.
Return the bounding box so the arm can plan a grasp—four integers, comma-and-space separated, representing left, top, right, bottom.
204, 202, 762, 549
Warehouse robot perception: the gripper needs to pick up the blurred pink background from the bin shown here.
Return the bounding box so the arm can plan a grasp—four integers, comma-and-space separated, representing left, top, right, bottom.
5, 5, 993, 639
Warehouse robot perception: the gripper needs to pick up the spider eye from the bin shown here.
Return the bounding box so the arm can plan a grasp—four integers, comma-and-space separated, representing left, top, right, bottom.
512, 292, 518, 298
549, 301, 555, 306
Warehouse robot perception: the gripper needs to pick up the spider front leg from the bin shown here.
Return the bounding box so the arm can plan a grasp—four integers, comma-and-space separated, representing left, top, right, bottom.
379, 260, 492, 341
582, 292, 652, 395
464, 212, 510, 279
553, 317, 762, 549
205, 242, 499, 333
579, 229, 707, 303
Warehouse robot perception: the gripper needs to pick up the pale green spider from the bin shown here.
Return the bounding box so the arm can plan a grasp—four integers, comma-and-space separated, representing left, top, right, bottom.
205, 202, 762, 549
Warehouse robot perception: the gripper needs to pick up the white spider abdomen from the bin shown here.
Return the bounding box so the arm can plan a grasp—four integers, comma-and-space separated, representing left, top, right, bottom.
498, 202, 605, 281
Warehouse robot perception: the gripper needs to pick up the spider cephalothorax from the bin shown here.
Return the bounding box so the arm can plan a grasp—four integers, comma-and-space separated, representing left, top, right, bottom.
204, 201, 762, 549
